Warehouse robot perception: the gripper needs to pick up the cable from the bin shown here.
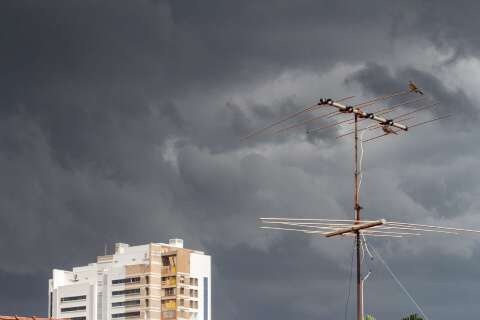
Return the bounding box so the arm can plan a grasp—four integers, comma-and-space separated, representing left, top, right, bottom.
360, 233, 374, 316
344, 238, 355, 320
357, 129, 367, 205
361, 236, 365, 264
368, 242, 430, 320
362, 233, 374, 260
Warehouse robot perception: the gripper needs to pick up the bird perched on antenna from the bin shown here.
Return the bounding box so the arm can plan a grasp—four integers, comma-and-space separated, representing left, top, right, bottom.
381, 125, 398, 135
409, 81, 424, 95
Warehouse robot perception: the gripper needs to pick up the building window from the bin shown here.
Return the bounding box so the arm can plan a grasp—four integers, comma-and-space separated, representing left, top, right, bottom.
188, 289, 198, 297
112, 288, 141, 296
61, 295, 87, 302
49, 292, 53, 317
61, 306, 87, 312
188, 278, 198, 286
112, 277, 141, 285
112, 300, 141, 307
162, 255, 176, 267
164, 288, 175, 296
111, 311, 141, 319
204, 277, 208, 320
70, 317, 87, 320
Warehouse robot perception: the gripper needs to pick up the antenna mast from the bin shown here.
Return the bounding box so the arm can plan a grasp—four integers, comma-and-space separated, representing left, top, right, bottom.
316, 97, 408, 320
248, 82, 466, 320
354, 113, 362, 320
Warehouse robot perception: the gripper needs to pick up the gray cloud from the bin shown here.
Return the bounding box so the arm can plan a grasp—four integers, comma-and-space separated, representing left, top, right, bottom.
347, 63, 478, 119
1, 1, 480, 320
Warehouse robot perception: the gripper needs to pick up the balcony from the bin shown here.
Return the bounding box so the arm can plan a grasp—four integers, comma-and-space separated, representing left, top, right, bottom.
161, 277, 176, 287
161, 300, 177, 310
161, 310, 176, 320
161, 266, 176, 275
97, 255, 113, 263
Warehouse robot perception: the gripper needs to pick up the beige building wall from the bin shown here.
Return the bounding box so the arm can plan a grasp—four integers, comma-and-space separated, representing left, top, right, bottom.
50, 239, 211, 320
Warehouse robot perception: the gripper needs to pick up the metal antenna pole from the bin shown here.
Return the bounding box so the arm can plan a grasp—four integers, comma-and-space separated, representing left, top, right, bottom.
256, 85, 464, 320
354, 113, 363, 320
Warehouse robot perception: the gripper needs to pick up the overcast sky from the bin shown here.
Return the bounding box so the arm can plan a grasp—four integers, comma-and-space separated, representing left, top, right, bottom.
2, 1, 480, 319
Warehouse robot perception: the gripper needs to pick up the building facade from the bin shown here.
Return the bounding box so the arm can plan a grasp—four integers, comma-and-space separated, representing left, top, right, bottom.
49, 239, 211, 320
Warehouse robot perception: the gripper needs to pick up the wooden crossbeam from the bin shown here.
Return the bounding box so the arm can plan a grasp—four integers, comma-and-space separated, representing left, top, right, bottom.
324, 219, 386, 237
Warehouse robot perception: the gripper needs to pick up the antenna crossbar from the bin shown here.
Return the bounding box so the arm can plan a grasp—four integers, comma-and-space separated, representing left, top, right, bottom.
320, 99, 409, 131
324, 219, 386, 237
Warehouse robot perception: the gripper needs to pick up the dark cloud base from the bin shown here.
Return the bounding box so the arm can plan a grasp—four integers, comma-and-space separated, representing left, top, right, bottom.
1, 1, 480, 319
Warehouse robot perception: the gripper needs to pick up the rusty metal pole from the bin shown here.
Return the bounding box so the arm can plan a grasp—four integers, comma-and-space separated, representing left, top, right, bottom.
354, 112, 363, 320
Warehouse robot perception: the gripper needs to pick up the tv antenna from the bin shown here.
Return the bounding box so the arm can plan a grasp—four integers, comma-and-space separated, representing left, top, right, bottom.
243, 81, 479, 320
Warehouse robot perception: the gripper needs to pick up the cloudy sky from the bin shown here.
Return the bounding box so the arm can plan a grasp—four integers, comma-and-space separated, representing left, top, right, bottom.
2, 1, 480, 319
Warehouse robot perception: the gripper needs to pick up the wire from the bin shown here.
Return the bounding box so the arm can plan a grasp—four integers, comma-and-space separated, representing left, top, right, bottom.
368, 243, 430, 320
357, 129, 367, 203
353, 89, 409, 108
408, 114, 452, 129
274, 110, 338, 134
240, 103, 321, 140
345, 238, 356, 320
306, 117, 353, 134
361, 233, 374, 259
240, 95, 356, 140
361, 237, 365, 264
361, 233, 375, 317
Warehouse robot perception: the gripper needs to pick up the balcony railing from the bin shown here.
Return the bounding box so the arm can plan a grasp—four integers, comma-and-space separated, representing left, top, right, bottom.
161, 300, 177, 310
161, 266, 176, 274
161, 278, 176, 287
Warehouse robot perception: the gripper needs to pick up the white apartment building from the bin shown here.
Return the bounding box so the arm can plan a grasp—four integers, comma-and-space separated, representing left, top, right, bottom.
49, 239, 211, 320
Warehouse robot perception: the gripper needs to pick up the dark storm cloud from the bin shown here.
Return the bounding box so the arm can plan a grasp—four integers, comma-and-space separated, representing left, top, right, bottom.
0, 270, 47, 314
1, 1, 480, 320
395, 1, 480, 59
344, 61, 480, 219
347, 63, 478, 119
210, 236, 355, 320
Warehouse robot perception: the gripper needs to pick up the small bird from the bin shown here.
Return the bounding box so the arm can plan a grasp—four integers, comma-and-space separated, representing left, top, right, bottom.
409, 81, 424, 95
381, 125, 398, 135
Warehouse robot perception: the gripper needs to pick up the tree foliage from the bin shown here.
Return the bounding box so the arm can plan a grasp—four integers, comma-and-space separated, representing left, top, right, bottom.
401, 313, 423, 320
